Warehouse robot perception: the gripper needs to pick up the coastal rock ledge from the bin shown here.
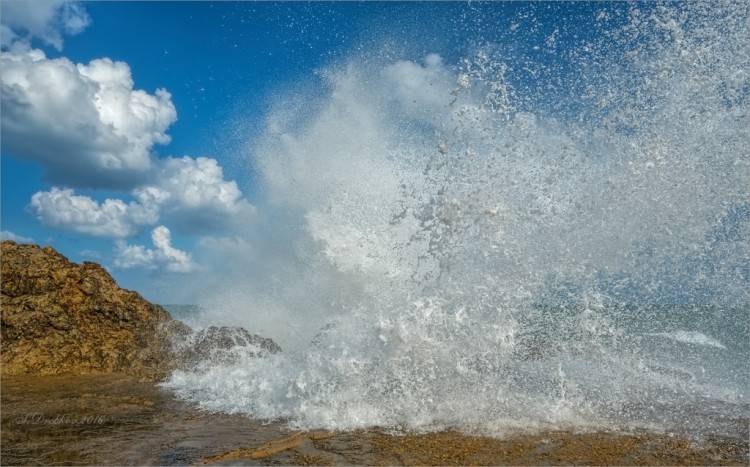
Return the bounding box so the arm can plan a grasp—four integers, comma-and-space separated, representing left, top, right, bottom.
1, 240, 189, 380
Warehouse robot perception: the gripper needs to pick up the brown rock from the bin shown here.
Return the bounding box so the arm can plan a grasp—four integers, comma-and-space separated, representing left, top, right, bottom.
1, 240, 188, 380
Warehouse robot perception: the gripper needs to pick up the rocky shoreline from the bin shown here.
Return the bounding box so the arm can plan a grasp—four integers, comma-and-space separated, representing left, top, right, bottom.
2, 373, 748, 466
1, 241, 748, 465
2, 241, 180, 380
1, 373, 291, 465
1, 240, 279, 381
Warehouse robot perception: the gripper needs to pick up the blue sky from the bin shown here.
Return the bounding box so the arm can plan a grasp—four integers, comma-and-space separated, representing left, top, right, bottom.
0, 1, 400, 301
2, 1, 747, 306
0, 1, 590, 302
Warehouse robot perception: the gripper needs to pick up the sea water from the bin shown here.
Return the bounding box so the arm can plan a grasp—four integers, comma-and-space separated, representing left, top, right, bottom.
164, 2, 749, 439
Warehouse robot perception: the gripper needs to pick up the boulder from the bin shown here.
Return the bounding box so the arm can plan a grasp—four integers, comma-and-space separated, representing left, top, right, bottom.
174, 326, 282, 367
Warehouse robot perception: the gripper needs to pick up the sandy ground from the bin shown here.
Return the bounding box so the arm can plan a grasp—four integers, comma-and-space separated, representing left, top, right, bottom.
2, 374, 748, 466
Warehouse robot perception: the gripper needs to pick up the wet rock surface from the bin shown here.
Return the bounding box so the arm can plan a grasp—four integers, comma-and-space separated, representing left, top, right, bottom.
0, 374, 290, 466
2, 374, 748, 466
174, 326, 282, 367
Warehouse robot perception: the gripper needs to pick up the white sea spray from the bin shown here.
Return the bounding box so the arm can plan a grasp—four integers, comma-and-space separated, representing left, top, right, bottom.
165, 2, 749, 438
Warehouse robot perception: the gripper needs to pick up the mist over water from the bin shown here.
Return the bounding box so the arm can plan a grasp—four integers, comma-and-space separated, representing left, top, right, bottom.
166, 2, 749, 437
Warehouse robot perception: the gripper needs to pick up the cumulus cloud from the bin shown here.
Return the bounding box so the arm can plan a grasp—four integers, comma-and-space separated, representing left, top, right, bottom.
28, 187, 159, 237
157, 157, 244, 211
0, 230, 34, 243
114, 226, 196, 273
28, 156, 255, 238
3, 47, 253, 237
146, 156, 255, 232
0, 1, 90, 51
1, 1, 257, 281
1, 48, 177, 189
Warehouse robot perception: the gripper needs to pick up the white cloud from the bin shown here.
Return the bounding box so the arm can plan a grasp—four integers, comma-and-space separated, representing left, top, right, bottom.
4, 48, 253, 237
1, 2, 255, 280
154, 156, 248, 212
0, 1, 90, 51
28, 187, 159, 237
28, 155, 255, 237
0, 48, 177, 189
0, 230, 34, 243
1, 24, 18, 49
151, 226, 196, 272
114, 226, 197, 273
149, 156, 256, 232
113, 242, 155, 269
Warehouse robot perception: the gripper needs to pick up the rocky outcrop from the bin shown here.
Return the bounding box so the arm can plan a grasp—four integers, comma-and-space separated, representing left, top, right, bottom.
1, 241, 282, 380
0, 241, 187, 380
174, 326, 282, 367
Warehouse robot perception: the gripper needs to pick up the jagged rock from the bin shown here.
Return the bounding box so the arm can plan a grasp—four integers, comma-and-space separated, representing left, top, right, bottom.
174, 326, 282, 367
1, 241, 282, 379
0, 241, 189, 380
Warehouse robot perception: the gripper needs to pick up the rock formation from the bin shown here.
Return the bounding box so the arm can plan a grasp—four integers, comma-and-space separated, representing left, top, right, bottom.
1, 241, 281, 380
1, 240, 190, 380
174, 326, 282, 367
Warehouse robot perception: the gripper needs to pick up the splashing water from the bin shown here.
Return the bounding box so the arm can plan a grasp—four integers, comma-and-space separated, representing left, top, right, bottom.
165, 2, 749, 438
